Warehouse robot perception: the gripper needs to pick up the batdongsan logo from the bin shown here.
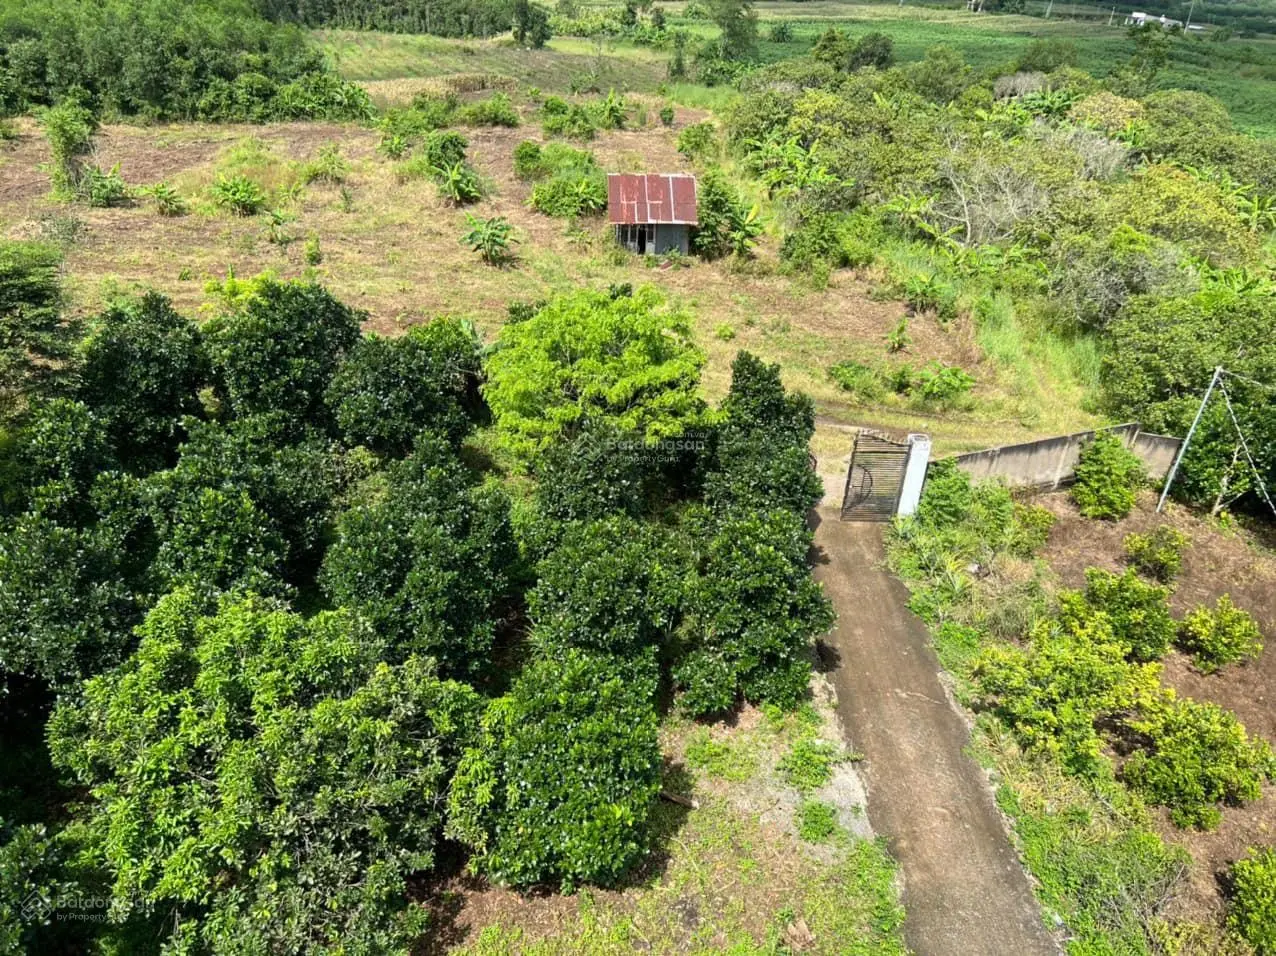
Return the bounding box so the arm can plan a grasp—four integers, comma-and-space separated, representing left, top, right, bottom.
20, 891, 52, 922
21, 890, 113, 923
602, 430, 709, 464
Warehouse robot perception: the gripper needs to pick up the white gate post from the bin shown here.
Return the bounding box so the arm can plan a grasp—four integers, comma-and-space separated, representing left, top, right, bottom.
896, 434, 932, 517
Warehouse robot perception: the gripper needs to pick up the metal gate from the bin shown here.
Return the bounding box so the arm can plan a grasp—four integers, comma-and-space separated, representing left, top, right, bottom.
841, 431, 910, 521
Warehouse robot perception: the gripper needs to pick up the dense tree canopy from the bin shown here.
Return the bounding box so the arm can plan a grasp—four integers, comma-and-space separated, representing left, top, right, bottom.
48, 589, 482, 954
483, 287, 707, 462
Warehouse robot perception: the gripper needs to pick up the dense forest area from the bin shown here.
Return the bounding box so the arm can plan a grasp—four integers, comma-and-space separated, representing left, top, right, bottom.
258, 0, 519, 38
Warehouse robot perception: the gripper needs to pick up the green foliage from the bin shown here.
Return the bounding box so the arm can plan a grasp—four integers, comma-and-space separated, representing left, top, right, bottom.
210, 173, 267, 215
37, 101, 95, 198
141, 181, 187, 216
676, 507, 833, 716
1071, 432, 1145, 520
540, 96, 598, 140
1229, 848, 1276, 954
885, 318, 910, 354
1124, 695, 1276, 830
512, 139, 543, 179
912, 361, 975, 407
300, 143, 348, 184
1062, 568, 1176, 664
1178, 594, 1264, 674
659, 104, 675, 127
676, 121, 718, 162
77, 163, 129, 207
707, 0, 757, 60
779, 737, 843, 794
0, 241, 74, 424
1123, 526, 1189, 583
529, 516, 682, 658
704, 351, 822, 517
203, 278, 362, 431
325, 318, 482, 456
432, 161, 485, 205
483, 286, 706, 463
447, 648, 661, 890
796, 800, 839, 843
693, 169, 759, 260
77, 292, 208, 469
974, 615, 1161, 777
461, 214, 516, 265
684, 728, 757, 782
320, 436, 516, 678
527, 143, 605, 217
457, 92, 519, 128
48, 589, 481, 954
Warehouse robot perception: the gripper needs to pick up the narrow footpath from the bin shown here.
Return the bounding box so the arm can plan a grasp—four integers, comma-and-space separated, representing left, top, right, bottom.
811, 509, 1059, 956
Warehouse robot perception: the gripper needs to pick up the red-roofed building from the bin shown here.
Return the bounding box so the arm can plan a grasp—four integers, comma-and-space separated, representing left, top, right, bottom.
606, 173, 698, 255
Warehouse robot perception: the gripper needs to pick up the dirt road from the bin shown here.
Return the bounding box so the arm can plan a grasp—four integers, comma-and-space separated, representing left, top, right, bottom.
811, 510, 1059, 956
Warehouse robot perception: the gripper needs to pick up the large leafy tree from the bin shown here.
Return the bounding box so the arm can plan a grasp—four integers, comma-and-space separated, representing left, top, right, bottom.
326, 318, 483, 457
0, 241, 75, 425
483, 287, 706, 463
48, 589, 482, 955
321, 434, 517, 678
447, 648, 661, 889
77, 292, 208, 471
204, 279, 362, 432
675, 507, 834, 716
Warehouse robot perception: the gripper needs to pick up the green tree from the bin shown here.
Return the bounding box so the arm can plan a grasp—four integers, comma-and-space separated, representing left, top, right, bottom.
48, 588, 482, 955
146, 415, 340, 590
0, 242, 75, 425
704, 351, 822, 516
708, 0, 757, 59
77, 292, 208, 471
483, 287, 706, 463
326, 319, 483, 457
37, 100, 95, 198
529, 515, 683, 658
447, 648, 661, 889
1071, 432, 1145, 520
204, 279, 362, 432
512, 0, 552, 47
676, 507, 834, 716
320, 435, 517, 677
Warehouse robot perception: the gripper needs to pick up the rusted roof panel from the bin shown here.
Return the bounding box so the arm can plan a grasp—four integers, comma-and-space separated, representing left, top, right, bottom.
606, 173, 698, 225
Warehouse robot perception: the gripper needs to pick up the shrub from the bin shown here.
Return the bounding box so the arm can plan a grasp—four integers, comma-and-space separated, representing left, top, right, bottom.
433, 161, 484, 204
541, 99, 598, 139
303, 235, 322, 265
779, 737, 843, 793
797, 800, 839, 843
142, 181, 187, 216
659, 105, 675, 126
529, 516, 683, 658
676, 120, 718, 162
461, 214, 516, 265
1063, 568, 1176, 663
912, 361, 975, 408
77, 163, 129, 207
676, 508, 834, 716
528, 165, 606, 217
299, 143, 347, 184
325, 318, 482, 456
1123, 526, 1189, 582
423, 129, 469, 169
1124, 695, 1276, 830
447, 649, 661, 889
210, 174, 267, 215
693, 169, 758, 260
1178, 595, 1264, 674
47, 590, 479, 954
1071, 432, 1144, 520
513, 139, 544, 179
38, 100, 96, 198
457, 92, 519, 127
828, 361, 885, 403
1229, 848, 1276, 954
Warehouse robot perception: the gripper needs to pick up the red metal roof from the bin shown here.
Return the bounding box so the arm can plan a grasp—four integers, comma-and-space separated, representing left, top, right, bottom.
606, 174, 698, 226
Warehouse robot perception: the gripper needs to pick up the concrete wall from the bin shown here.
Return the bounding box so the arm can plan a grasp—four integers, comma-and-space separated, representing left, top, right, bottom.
941, 424, 1182, 489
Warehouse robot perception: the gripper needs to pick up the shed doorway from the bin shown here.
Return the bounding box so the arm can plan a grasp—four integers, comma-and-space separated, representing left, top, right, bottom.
617, 223, 654, 254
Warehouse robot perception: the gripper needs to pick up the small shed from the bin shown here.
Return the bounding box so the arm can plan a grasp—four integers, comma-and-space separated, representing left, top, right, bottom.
607, 173, 697, 255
